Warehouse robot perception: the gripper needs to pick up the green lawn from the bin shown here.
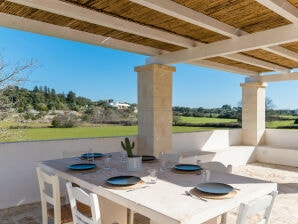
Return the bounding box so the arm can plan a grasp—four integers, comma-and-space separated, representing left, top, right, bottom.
266, 120, 297, 129
2, 115, 298, 142
3, 125, 217, 142
179, 116, 237, 123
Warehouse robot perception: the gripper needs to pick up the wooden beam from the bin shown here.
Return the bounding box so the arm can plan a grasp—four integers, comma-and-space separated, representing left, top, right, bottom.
256, 0, 298, 23
0, 13, 257, 77
131, 0, 298, 63
190, 60, 258, 76
8, 0, 197, 48
247, 72, 298, 82
147, 23, 298, 64
8, 0, 295, 73
0, 12, 164, 56
130, 0, 245, 38
224, 54, 289, 73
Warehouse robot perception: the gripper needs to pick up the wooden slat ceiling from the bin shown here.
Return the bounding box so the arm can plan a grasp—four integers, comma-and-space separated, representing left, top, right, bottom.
0, 0, 297, 77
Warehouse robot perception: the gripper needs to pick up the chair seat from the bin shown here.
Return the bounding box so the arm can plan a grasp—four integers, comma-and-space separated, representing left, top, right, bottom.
48, 202, 92, 223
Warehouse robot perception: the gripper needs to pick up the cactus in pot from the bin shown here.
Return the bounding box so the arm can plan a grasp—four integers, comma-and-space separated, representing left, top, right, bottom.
121, 137, 135, 157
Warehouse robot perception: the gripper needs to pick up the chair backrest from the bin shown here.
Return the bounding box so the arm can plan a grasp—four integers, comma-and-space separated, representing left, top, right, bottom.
36, 167, 62, 224
200, 161, 232, 173
62, 150, 87, 158
66, 182, 101, 224
236, 191, 278, 224
179, 155, 199, 165
163, 153, 181, 163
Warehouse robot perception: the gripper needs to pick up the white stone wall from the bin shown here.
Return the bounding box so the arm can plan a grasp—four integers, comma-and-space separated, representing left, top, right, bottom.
0, 136, 137, 210
256, 129, 298, 167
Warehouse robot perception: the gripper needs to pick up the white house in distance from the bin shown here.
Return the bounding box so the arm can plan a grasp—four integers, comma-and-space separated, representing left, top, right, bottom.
109, 102, 130, 109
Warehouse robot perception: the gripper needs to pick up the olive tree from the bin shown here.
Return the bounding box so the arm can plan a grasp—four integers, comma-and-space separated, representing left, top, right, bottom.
0, 55, 36, 141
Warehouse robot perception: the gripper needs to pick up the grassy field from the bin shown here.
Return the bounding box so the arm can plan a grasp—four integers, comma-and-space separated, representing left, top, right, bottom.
266, 120, 297, 128
3, 125, 216, 142
179, 116, 237, 123
2, 115, 297, 142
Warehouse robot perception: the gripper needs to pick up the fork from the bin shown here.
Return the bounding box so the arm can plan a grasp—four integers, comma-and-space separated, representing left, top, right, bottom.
185, 191, 208, 202
126, 186, 150, 192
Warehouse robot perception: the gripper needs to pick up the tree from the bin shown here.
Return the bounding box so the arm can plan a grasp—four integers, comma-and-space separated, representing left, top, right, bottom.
265, 97, 276, 121
66, 91, 76, 104
0, 55, 37, 141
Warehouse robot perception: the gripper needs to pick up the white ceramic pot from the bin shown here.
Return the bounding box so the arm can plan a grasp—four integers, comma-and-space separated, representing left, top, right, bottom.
127, 156, 142, 171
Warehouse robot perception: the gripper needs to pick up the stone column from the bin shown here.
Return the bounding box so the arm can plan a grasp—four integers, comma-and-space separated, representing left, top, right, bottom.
135, 64, 175, 157
241, 82, 267, 145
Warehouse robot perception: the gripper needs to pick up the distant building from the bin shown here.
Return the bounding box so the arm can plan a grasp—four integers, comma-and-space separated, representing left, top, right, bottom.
109, 102, 130, 109
295, 109, 298, 115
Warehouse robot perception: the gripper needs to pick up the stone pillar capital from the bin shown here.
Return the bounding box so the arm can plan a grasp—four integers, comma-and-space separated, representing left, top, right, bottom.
240, 82, 267, 88
134, 64, 176, 73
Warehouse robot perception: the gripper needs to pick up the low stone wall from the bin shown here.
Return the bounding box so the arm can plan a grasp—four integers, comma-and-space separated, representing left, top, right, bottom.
173, 130, 255, 166
255, 129, 298, 167
0, 136, 137, 210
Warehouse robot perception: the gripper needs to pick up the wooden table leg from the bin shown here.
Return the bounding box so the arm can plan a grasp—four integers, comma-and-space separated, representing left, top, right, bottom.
98, 196, 127, 224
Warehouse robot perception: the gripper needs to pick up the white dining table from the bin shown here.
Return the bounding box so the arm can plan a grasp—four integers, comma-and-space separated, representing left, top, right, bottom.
39, 152, 277, 224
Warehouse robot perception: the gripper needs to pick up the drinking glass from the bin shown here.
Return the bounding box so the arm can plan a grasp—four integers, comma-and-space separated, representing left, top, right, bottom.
201, 170, 211, 183
159, 152, 167, 172
147, 169, 158, 184
87, 149, 94, 163
103, 155, 111, 170
120, 151, 127, 168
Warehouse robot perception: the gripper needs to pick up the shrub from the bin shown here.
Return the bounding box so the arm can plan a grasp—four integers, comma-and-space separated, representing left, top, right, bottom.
51, 114, 78, 128
294, 119, 298, 124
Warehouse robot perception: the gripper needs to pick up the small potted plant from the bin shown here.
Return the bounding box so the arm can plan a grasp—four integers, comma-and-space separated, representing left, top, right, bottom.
121, 137, 142, 171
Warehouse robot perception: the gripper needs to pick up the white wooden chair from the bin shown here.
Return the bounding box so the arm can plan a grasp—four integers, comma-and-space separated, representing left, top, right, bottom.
62, 150, 87, 159
199, 161, 232, 224
162, 152, 181, 163
236, 191, 278, 224
200, 161, 232, 173
159, 152, 182, 168
66, 182, 101, 224
36, 167, 73, 224
179, 154, 199, 165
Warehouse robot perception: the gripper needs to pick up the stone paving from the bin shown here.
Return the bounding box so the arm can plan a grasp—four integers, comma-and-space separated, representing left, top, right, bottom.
0, 162, 297, 224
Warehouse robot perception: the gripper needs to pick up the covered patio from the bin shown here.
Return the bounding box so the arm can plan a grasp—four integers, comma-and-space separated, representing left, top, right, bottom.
0, 0, 298, 223
0, 0, 297, 156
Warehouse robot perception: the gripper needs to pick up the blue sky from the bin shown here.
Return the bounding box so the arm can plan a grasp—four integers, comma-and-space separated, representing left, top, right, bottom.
0, 27, 297, 109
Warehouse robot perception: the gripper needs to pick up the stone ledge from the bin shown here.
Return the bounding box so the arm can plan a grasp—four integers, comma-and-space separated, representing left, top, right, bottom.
179, 146, 256, 166
256, 146, 298, 167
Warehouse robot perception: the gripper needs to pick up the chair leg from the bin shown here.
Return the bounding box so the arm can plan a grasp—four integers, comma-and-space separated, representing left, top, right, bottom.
128, 209, 134, 224
220, 213, 227, 224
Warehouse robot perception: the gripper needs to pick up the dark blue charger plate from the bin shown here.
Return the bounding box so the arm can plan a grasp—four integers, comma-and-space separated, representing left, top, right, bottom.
174, 164, 202, 171
142, 155, 156, 162
67, 163, 97, 170
81, 153, 103, 159
106, 176, 141, 186
196, 182, 234, 195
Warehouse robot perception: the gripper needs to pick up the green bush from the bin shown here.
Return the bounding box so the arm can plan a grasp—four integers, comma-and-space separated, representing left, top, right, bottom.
51, 114, 78, 128
294, 119, 298, 124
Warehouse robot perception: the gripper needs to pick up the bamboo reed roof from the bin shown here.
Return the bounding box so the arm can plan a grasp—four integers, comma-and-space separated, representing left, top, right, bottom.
0, 0, 297, 80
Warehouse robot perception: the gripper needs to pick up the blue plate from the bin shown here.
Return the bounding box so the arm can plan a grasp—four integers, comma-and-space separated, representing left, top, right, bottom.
81, 153, 103, 159
106, 176, 141, 186
67, 163, 97, 170
196, 182, 234, 195
174, 164, 201, 171
142, 155, 156, 162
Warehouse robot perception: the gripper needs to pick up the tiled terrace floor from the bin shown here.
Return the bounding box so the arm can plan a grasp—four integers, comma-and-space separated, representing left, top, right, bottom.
1, 162, 297, 224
